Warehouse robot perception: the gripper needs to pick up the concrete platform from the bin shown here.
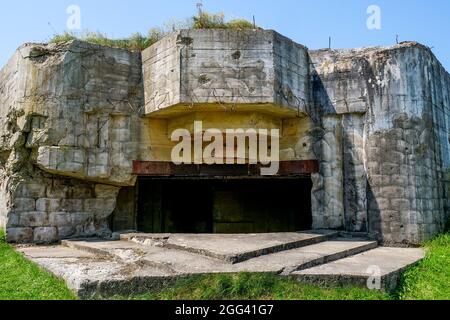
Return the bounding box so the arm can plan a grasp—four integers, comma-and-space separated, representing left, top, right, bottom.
121, 230, 338, 263
15, 232, 425, 299
291, 247, 426, 292
61, 237, 377, 275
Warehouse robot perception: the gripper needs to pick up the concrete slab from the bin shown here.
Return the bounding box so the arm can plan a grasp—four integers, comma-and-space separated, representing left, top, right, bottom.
16, 233, 424, 298
122, 230, 338, 263
16, 245, 95, 259
139, 239, 377, 275
60, 237, 376, 275
63, 239, 230, 275
291, 247, 425, 292
238, 239, 378, 274
18, 244, 174, 299
62, 239, 147, 261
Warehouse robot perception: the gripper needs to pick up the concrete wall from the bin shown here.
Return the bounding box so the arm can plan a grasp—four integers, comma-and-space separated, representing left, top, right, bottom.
111, 187, 136, 231
0, 41, 142, 242
0, 177, 11, 232
142, 29, 310, 118
0, 41, 144, 187
310, 43, 450, 244
7, 178, 119, 243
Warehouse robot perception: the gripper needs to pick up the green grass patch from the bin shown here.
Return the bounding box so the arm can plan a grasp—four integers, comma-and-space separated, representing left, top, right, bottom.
50, 11, 258, 51
115, 273, 389, 301
0, 230, 76, 300
395, 233, 450, 300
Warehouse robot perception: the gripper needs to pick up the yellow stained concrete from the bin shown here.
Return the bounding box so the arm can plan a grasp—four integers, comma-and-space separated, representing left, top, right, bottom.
139, 111, 316, 162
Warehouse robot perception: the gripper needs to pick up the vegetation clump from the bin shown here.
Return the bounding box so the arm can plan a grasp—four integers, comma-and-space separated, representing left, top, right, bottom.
192, 12, 255, 30
50, 11, 258, 51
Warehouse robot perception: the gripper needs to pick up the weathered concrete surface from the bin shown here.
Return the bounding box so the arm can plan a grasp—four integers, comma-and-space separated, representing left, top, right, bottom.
310, 42, 450, 244
0, 40, 143, 242
0, 41, 143, 185
142, 29, 310, 118
17, 233, 386, 298
291, 247, 425, 292
4, 180, 122, 243
62, 237, 377, 275
17, 244, 172, 299
238, 238, 378, 274
122, 230, 338, 263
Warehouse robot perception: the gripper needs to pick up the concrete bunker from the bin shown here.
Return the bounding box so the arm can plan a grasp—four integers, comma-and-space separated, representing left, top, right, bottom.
1, 29, 449, 245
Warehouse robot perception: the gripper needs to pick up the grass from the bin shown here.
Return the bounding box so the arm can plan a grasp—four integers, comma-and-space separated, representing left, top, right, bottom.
49, 11, 258, 51
395, 233, 450, 300
0, 229, 448, 300
192, 12, 255, 30
115, 273, 389, 300
50, 31, 157, 51
0, 230, 76, 300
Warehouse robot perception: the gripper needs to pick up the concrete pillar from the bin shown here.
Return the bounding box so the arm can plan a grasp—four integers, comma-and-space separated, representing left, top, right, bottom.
342, 114, 368, 232
312, 115, 344, 229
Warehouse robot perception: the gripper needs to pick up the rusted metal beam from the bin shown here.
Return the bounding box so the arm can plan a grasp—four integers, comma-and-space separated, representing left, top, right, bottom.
133, 160, 319, 177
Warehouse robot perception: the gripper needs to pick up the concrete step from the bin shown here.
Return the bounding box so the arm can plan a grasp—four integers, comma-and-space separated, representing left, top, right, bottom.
25, 236, 424, 298
239, 238, 379, 275
290, 247, 425, 292
62, 238, 147, 261
62, 239, 229, 275
18, 244, 173, 299
121, 230, 339, 264
31, 236, 423, 299
61, 236, 377, 276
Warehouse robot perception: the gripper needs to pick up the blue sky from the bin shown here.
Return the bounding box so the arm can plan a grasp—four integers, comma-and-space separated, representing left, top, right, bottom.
1, 0, 449, 70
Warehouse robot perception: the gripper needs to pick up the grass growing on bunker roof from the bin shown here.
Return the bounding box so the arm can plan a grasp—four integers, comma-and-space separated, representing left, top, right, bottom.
50, 11, 258, 50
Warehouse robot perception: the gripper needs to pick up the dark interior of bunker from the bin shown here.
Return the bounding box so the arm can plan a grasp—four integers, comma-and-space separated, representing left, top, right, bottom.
134, 178, 313, 234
